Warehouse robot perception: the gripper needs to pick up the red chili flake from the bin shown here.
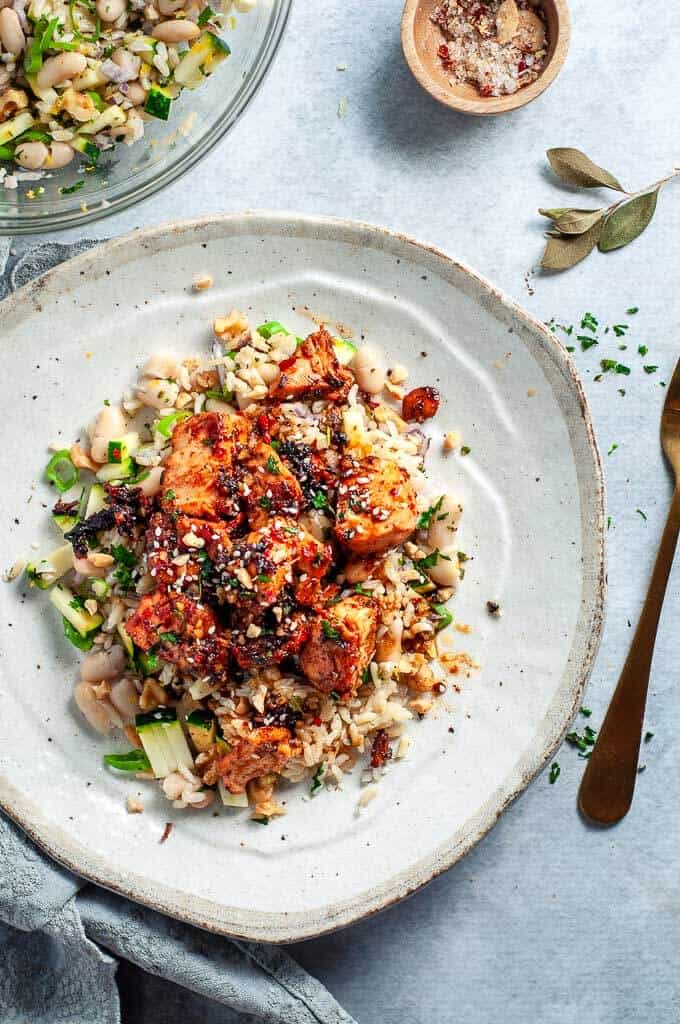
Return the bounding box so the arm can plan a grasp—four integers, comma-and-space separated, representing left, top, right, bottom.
438, 44, 449, 59
256, 413, 272, 443
160, 821, 173, 844
370, 729, 392, 769
402, 386, 440, 423
313, 716, 322, 726
479, 85, 493, 97
277, 353, 297, 373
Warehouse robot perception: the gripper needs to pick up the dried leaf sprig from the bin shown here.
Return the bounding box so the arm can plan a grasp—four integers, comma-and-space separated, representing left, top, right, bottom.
538, 148, 680, 271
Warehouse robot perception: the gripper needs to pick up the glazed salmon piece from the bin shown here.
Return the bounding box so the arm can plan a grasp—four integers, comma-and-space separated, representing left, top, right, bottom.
268, 328, 352, 403
161, 411, 248, 521
237, 440, 303, 529
125, 591, 219, 650
203, 727, 300, 793
334, 455, 418, 555
299, 594, 377, 695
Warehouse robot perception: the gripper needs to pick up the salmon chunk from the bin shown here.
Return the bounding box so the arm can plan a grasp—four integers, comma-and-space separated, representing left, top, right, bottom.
126, 591, 219, 651
334, 455, 418, 555
145, 511, 232, 588
162, 411, 247, 521
268, 328, 352, 402
207, 727, 299, 793
299, 594, 377, 694
237, 441, 303, 529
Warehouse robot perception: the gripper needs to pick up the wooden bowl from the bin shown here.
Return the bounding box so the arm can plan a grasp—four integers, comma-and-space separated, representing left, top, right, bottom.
401, 0, 571, 115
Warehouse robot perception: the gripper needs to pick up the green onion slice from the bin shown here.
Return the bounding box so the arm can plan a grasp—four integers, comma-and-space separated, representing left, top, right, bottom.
45, 450, 79, 493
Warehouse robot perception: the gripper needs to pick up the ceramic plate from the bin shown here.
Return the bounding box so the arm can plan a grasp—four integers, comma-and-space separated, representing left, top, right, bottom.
0, 214, 604, 942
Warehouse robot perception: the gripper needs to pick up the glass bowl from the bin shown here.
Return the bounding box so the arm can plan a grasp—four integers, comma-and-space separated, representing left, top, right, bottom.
0, 0, 291, 234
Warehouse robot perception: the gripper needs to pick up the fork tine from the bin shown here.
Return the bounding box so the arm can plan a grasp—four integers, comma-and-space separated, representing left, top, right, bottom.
663, 358, 680, 413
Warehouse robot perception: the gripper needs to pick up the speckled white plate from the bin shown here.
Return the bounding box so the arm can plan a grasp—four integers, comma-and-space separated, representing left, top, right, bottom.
0, 213, 605, 942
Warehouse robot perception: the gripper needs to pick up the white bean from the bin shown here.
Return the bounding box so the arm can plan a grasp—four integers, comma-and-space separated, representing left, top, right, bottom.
81, 645, 128, 682
424, 546, 460, 587
0, 8, 24, 54
73, 681, 115, 734
158, 0, 185, 12
136, 377, 180, 409
426, 494, 463, 551
112, 47, 141, 79
125, 80, 147, 106
152, 19, 200, 42
352, 343, 386, 395
90, 404, 127, 462
45, 142, 75, 168
141, 352, 182, 379
14, 141, 48, 169
36, 52, 87, 89
258, 361, 280, 384
96, 0, 127, 21
109, 677, 139, 722
137, 465, 164, 497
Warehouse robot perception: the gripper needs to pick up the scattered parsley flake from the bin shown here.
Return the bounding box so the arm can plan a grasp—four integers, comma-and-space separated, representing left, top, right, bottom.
644, 365, 658, 374
579, 336, 599, 351
626, 307, 639, 315
644, 731, 654, 743
321, 620, 340, 640
566, 346, 575, 353
607, 516, 612, 530
580, 707, 592, 717
549, 762, 560, 784
581, 312, 598, 333
638, 344, 648, 356
636, 508, 647, 521
417, 496, 444, 531
460, 445, 471, 456
612, 324, 628, 337
59, 180, 85, 195
266, 455, 280, 474
607, 443, 618, 456
618, 389, 626, 397
312, 490, 329, 511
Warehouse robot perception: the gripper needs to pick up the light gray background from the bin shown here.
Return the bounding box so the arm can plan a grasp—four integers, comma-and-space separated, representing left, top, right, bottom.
28, 0, 680, 1021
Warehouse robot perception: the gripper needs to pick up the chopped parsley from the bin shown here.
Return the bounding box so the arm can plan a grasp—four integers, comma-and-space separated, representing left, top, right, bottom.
549, 762, 560, 784
310, 764, 325, 795
197, 4, 215, 24
612, 324, 628, 337
259, 495, 272, 510
164, 489, 176, 501
321, 620, 340, 640
580, 707, 592, 717
600, 359, 630, 375
361, 665, 372, 683
460, 446, 471, 456
417, 496, 444, 531
111, 544, 137, 567
607, 443, 618, 456
607, 516, 612, 530
59, 180, 85, 195
255, 573, 272, 583
581, 312, 598, 333
432, 603, 453, 631
160, 631, 178, 644
627, 307, 639, 315
354, 583, 372, 596
266, 455, 280, 474
579, 336, 599, 351
312, 490, 330, 511
644, 731, 654, 743
636, 508, 647, 521
644, 365, 658, 374
638, 344, 648, 356
566, 346, 575, 353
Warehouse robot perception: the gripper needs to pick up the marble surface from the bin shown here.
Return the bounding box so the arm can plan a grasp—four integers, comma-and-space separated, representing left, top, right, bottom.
29, 0, 680, 1020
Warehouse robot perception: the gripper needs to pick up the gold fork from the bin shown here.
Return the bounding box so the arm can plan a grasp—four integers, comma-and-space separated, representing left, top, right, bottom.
579, 358, 680, 825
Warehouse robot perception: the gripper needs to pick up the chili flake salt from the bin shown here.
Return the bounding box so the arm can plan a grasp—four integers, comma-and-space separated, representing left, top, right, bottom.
432, 0, 548, 97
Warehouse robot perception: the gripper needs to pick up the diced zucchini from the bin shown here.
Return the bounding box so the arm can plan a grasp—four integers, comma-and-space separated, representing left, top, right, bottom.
72, 65, 108, 91
218, 779, 249, 808
0, 112, 35, 146
106, 432, 139, 464
25, 544, 74, 588
78, 104, 126, 136
85, 483, 106, 517
136, 708, 194, 779
53, 513, 79, 533
137, 648, 159, 675
96, 457, 135, 483
50, 584, 103, 637
333, 338, 358, 366
117, 620, 134, 659
144, 85, 172, 121
70, 135, 100, 165
174, 31, 231, 90
186, 710, 216, 752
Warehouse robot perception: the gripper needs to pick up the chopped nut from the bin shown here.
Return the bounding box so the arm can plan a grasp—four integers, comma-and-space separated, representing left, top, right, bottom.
388, 363, 409, 385
193, 274, 213, 292
126, 796, 144, 814
182, 531, 205, 549
409, 695, 433, 715
70, 443, 99, 472
443, 431, 459, 452
89, 552, 114, 568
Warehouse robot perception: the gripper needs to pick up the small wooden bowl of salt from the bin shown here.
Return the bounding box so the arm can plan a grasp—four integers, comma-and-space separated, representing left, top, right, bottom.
401, 0, 570, 115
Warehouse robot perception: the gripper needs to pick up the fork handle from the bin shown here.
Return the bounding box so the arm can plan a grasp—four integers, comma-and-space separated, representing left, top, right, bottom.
579, 488, 680, 825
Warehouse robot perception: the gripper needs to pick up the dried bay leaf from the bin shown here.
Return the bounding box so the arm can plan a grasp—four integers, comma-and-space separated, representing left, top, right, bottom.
541, 220, 603, 271
547, 148, 625, 192
598, 188, 660, 252
539, 208, 605, 235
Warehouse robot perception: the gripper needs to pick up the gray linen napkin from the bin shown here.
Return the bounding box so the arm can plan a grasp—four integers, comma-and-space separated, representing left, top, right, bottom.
0, 238, 355, 1024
